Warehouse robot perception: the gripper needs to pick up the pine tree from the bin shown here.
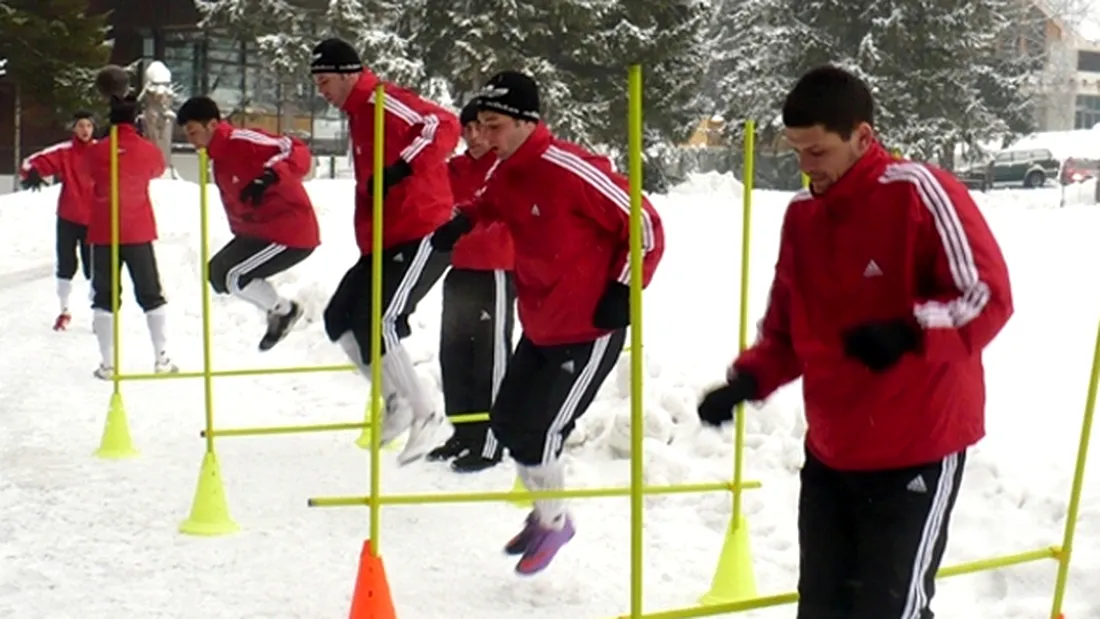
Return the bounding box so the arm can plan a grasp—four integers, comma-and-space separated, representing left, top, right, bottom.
735, 0, 1041, 163
322, 0, 427, 90
0, 0, 110, 118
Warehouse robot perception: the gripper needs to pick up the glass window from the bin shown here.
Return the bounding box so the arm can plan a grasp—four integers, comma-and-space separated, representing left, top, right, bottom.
244, 64, 280, 112
161, 40, 200, 100
1075, 95, 1100, 129
1078, 50, 1100, 72
207, 61, 244, 112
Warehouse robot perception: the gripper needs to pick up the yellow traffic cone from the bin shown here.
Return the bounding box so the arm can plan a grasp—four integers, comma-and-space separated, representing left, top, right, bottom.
699, 512, 758, 605
506, 474, 532, 509
354, 424, 401, 451
94, 392, 138, 459
179, 451, 239, 536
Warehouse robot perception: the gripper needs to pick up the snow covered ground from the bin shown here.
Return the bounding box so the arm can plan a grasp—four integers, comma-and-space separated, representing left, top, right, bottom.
1, 171, 1099, 619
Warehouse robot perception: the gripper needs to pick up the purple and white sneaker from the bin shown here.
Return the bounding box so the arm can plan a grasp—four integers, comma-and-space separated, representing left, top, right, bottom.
503, 511, 539, 556
514, 515, 575, 575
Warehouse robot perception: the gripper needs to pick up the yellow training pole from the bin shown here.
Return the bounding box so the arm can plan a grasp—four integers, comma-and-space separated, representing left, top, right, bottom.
626, 63, 645, 619
95, 124, 137, 459
180, 147, 238, 536
700, 120, 758, 604
368, 83, 386, 557
1049, 314, 1100, 617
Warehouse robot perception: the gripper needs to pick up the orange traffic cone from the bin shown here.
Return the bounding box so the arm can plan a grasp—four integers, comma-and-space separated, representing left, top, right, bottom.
348, 539, 397, 619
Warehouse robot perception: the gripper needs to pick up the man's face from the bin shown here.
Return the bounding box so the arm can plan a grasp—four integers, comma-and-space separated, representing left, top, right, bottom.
477, 111, 533, 159
73, 119, 94, 142
462, 120, 490, 158
182, 120, 218, 149
313, 73, 357, 107
785, 122, 873, 193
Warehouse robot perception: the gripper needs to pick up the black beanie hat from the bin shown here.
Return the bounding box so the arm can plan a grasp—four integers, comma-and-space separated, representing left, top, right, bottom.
475, 70, 540, 122
310, 38, 363, 74
459, 100, 479, 126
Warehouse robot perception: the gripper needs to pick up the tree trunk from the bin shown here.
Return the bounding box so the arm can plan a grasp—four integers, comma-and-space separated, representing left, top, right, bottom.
12, 82, 20, 192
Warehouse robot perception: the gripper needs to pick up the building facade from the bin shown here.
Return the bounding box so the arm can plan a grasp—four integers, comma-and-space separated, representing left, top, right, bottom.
0, 0, 345, 174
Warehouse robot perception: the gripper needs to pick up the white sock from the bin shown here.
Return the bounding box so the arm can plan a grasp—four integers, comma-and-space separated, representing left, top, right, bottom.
145, 306, 169, 362
92, 309, 114, 367
381, 345, 433, 421
237, 279, 291, 315
521, 461, 568, 529
338, 332, 400, 403
57, 278, 73, 313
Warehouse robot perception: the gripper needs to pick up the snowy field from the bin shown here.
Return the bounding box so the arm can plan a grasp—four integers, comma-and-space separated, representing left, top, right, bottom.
1, 172, 1099, 619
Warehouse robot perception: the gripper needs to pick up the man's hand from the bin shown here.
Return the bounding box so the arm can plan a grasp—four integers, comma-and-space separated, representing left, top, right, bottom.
430, 212, 474, 252
698, 372, 758, 427
21, 169, 45, 192
593, 281, 631, 330
239, 168, 279, 206
842, 317, 920, 372
366, 158, 412, 199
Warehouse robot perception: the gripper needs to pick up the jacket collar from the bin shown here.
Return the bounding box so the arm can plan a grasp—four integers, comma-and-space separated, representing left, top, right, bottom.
496, 123, 551, 175
812, 141, 893, 208
205, 121, 234, 160
342, 71, 381, 114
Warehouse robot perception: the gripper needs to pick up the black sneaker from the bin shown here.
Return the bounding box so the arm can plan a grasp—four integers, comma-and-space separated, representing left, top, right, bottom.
259, 301, 302, 351
426, 435, 467, 462
451, 450, 502, 473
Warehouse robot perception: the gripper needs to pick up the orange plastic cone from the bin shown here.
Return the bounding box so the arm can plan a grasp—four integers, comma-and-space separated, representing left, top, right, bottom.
348, 539, 397, 619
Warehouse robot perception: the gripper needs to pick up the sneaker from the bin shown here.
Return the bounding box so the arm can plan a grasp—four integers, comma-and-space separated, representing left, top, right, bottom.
93, 363, 114, 380
451, 451, 502, 473
504, 512, 539, 556
396, 412, 443, 466
379, 394, 412, 445
259, 301, 302, 351
515, 515, 576, 575
53, 312, 72, 331
426, 435, 468, 462
154, 358, 179, 374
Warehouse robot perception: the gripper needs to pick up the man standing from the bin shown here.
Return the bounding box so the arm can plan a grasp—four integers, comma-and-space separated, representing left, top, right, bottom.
697, 65, 1013, 618
175, 95, 320, 351
85, 95, 179, 379
431, 71, 665, 575
309, 37, 459, 464
427, 100, 516, 473
20, 110, 98, 331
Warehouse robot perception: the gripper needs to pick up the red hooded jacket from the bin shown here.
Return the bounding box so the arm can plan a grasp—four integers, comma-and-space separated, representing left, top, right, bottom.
206, 122, 320, 249
448, 150, 513, 271
84, 124, 166, 245
20, 137, 96, 225
460, 123, 664, 346
341, 71, 460, 255
732, 143, 1013, 471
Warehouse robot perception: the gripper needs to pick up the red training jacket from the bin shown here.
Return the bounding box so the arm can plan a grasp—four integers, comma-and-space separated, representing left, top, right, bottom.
206, 122, 321, 249
448, 150, 514, 271
732, 143, 1013, 471
85, 124, 167, 245
341, 70, 460, 255
460, 123, 664, 346
20, 136, 97, 225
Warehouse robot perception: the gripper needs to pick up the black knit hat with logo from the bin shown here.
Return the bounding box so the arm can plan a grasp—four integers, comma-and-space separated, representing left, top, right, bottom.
310, 38, 363, 74
475, 70, 540, 122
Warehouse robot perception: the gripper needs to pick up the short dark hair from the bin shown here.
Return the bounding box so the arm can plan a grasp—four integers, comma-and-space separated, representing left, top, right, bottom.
176, 96, 221, 126
72, 110, 94, 123
781, 65, 874, 139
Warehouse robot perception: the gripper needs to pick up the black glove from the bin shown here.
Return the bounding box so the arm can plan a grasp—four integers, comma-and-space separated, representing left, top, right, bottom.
593, 281, 631, 330
367, 158, 412, 199
239, 168, 278, 206
842, 317, 920, 372
430, 213, 474, 251
21, 168, 45, 192
698, 372, 759, 427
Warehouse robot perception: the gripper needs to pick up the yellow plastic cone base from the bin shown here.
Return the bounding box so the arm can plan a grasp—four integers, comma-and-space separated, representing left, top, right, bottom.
94, 392, 138, 459
179, 451, 239, 536
354, 425, 401, 452
700, 513, 758, 605
506, 474, 532, 509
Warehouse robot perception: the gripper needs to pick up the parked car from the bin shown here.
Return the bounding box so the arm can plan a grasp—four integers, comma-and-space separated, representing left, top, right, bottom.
959, 147, 1061, 191
1060, 156, 1100, 184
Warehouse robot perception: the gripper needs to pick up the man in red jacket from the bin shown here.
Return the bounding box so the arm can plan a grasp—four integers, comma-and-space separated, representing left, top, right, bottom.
431, 71, 665, 575
427, 99, 516, 473
697, 66, 1013, 618
20, 110, 98, 331
309, 38, 460, 464
85, 95, 179, 379
175, 96, 321, 351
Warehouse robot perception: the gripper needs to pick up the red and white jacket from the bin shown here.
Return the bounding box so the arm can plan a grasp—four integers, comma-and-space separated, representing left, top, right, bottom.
206, 121, 321, 249
20, 136, 97, 225
84, 124, 166, 245
447, 150, 513, 271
